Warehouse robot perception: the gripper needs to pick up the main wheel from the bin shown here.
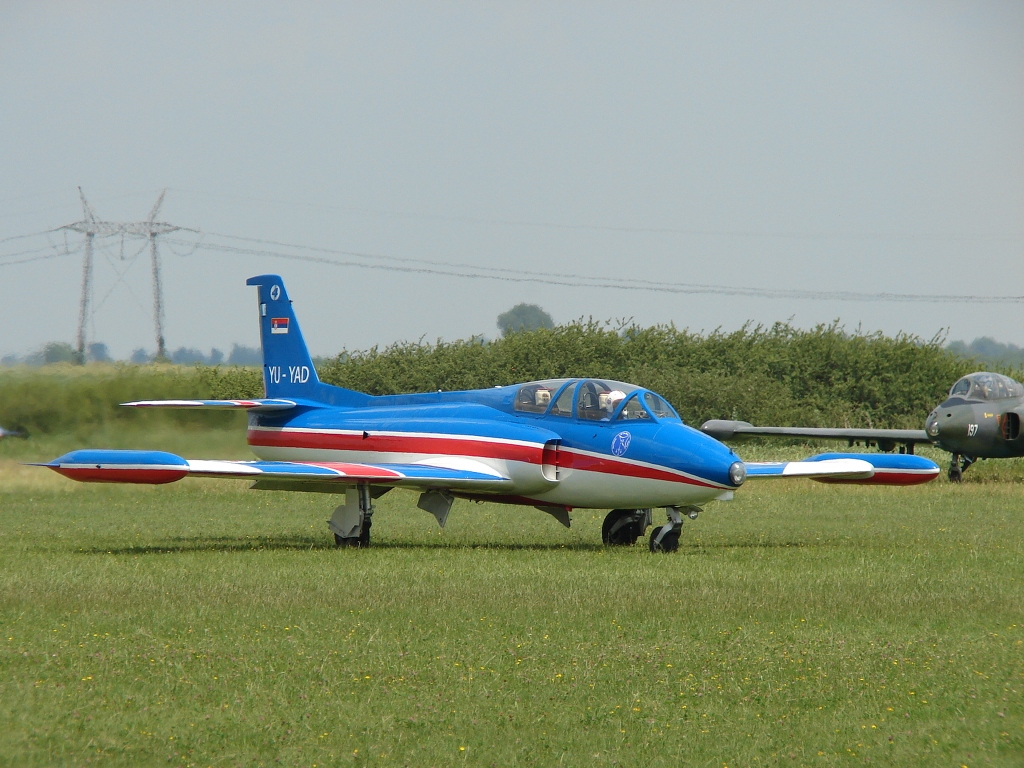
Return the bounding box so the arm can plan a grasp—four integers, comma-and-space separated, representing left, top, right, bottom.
649, 524, 680, 553
602, 509, 642, 546
334, 518, 372, 548
948, 465, 963, 483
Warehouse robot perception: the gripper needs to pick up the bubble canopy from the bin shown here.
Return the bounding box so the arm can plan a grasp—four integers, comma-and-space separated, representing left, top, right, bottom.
948, 372, 1024, 401
513, 378, 681, 422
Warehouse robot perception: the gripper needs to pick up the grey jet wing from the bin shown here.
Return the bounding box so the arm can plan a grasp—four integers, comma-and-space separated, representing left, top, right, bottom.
700, 419, 931, 452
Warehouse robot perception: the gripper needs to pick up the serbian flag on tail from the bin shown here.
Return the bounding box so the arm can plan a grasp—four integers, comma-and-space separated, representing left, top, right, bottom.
271, 317, 289, 334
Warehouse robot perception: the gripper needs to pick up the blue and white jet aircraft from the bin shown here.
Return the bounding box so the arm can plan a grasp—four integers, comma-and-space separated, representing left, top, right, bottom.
43, 275, 939, 552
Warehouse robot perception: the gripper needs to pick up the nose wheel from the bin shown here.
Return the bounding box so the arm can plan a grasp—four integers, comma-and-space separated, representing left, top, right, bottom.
947, 454, 976, 483
648, 506, 699, 553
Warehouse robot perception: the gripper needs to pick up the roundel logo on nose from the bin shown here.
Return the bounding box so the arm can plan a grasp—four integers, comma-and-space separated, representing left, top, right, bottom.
611, 431, 632, 456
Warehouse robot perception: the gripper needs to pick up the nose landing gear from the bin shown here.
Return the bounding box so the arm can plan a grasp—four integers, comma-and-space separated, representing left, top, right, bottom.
948, 454, 976, 483
649, 506, 696, 553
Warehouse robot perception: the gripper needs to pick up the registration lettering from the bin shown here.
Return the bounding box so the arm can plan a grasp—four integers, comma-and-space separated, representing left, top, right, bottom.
266, 365, 311, 385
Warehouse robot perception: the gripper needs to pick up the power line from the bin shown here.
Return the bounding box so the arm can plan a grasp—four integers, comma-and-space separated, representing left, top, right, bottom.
168, 188, 1024, 241
164, 232, 1024, 305
0, 249, 79, 268
0, 228, 63, 245
0, 242, 71, 261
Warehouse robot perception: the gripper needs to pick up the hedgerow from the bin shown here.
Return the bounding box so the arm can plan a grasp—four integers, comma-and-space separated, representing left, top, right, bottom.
0, 322, 996, 436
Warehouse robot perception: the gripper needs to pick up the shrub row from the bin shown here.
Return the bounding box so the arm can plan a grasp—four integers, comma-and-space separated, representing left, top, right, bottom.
1, 322, 998, 436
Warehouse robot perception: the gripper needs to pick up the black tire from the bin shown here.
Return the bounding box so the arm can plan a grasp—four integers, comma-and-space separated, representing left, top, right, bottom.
334, 518, 372, 548
948, 466, 963, 483
649, 525, 680, 553
602, 509, 641, 546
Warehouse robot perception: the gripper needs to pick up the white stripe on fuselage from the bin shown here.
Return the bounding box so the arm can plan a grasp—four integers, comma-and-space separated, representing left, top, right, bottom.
248, 440, 727, 509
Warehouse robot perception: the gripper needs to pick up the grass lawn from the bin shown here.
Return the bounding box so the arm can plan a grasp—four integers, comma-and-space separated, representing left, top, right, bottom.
0, 434, 1021, 766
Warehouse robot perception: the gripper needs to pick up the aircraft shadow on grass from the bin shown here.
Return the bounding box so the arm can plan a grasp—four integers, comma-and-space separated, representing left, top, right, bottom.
73, 534, 814, 556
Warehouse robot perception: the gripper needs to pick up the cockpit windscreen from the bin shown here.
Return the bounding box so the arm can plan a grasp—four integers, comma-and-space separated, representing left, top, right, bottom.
949, 372, 1024, 401
514, 379, 574, 413
514, 378, 681, 421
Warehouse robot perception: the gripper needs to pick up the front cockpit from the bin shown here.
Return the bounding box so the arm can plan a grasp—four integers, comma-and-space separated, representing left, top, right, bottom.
946, 372, 1024, 403
513, 378, 682, 423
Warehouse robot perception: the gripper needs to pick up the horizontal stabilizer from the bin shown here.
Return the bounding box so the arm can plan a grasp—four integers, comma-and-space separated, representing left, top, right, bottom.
122, 399, 296, 412
40, 449, 512, 492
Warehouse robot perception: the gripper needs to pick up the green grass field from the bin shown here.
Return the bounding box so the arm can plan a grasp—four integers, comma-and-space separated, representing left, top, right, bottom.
1, 433, 1021, 766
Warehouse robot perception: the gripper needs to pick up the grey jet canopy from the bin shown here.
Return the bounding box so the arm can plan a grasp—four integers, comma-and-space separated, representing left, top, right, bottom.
945, 372, 1024, 403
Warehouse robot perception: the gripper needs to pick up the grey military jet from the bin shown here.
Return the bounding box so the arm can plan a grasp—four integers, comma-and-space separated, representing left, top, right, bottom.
701, 371, 1024, 482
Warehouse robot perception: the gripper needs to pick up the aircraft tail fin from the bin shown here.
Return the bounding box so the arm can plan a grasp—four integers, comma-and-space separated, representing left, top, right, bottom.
245, 275, 331, 401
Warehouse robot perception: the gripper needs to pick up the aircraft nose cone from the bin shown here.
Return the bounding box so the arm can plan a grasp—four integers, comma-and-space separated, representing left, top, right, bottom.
728, 460, 746, 487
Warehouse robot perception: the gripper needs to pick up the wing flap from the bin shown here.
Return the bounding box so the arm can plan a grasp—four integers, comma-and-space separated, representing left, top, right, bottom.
122, 399, 296, 412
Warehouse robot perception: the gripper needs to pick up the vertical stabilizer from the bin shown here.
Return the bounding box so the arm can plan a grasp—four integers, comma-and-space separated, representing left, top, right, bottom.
246, 275, 322, 399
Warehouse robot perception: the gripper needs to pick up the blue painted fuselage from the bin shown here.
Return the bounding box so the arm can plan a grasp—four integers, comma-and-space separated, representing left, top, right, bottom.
246, 382, 743, 509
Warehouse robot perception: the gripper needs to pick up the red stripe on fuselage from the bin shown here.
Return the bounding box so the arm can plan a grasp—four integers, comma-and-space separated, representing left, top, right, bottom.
249, 427, 723, 489
557, 448, 719, 488
249, 428, 543, 463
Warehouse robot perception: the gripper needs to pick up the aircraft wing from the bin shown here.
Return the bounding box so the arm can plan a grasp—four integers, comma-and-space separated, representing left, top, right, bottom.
122, 399, 297, 412
40, 450, 514, 492
744, 452, 939, 485
701, 419, 930, 448
744, 457, 874, 480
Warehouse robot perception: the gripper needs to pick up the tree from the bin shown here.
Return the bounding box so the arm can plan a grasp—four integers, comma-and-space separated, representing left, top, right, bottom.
87, 342, 111, 363
41, 342, 76, 365
497, 304, 554, 337
227, 344, 262, 365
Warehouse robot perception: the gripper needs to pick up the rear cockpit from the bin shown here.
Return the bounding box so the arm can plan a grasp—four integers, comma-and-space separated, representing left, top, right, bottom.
513, 378, 681, 423
948, 372, 1024, 402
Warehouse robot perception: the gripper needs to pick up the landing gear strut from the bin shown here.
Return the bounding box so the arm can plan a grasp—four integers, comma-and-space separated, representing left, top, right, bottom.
649, 506, 693, 553
329, 485, 374, 547
948, 454, 976, 483
602, 508, 651, 546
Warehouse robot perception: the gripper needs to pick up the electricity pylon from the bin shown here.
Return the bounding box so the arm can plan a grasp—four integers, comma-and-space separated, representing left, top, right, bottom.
62, 188, 179, 362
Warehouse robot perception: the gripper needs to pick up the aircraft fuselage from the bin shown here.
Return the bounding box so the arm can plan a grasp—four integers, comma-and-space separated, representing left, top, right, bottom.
926, 394, 1024, 459
246, 389, 743, 510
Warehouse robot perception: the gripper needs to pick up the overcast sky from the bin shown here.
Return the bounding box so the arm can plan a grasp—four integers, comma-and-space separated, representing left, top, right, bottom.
1, 2, 1022, 360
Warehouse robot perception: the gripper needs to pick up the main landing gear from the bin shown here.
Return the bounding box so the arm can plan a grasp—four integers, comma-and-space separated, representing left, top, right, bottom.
948, 454, 976, 483
602, 508, 652, 545
329, 485, 374, 547
601, 506, 700, 553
